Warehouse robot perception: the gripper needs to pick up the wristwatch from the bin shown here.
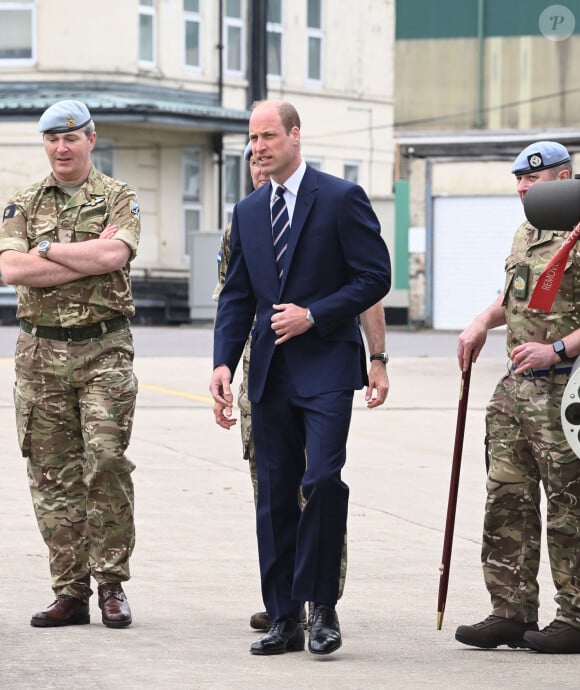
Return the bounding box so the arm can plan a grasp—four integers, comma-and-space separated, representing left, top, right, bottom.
553, 339, 567, 361
306, 308, 315, 325
37, 240, 52, 258
370, 352, 389, 364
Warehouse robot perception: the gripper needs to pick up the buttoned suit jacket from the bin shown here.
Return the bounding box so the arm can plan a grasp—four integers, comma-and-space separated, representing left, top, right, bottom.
213, 164, 391, 403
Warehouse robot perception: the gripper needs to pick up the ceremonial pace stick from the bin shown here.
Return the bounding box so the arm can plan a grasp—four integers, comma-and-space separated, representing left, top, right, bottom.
437, 359, 472, 630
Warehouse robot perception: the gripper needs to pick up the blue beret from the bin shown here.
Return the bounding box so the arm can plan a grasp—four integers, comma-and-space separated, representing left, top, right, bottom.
38, 100, 92, 134
244, 141, 253, 161
511, 141, 570, 175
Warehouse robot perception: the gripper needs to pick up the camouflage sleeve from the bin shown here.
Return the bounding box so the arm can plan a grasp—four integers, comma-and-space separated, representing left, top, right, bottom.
106, 185, 141, 261
0, 200, 29, 254
212, 223, 232, 302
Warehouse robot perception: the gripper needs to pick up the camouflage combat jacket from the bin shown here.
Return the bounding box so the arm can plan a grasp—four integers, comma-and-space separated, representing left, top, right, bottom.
0, 165, 140, 326
212, 224, 231, 303
503, 220, 580, 353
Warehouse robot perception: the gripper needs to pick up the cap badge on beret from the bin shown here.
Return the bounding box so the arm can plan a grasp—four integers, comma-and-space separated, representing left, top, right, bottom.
38, 100, 91, 134
511, 140, 571, 176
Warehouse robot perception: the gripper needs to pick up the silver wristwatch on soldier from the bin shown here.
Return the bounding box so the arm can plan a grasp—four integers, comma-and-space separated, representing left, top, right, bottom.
37, 239, 52, 258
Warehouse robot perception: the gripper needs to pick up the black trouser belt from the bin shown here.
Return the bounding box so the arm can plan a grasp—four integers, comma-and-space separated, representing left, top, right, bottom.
507, 359, 573, 378
20, 316, 128, 342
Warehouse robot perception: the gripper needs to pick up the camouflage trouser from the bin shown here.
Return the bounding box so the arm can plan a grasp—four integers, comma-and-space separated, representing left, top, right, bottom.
13, 328, 138, 601
484, 372, 580, 628
240, 339, 348, 600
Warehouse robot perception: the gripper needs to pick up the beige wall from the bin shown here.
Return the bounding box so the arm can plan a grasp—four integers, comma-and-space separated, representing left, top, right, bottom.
0, 0, 396, 286
407, 154, 580, 230
396, 35, 580, 132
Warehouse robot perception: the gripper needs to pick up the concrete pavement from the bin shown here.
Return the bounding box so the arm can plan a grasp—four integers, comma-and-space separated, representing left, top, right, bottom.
0, 325, 575, 689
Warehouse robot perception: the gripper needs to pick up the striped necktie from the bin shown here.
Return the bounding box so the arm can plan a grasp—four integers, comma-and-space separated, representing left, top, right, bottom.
271, 185, 290, 279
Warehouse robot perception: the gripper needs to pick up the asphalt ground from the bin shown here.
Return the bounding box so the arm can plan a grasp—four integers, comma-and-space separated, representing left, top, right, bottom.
0, 325, 576, 689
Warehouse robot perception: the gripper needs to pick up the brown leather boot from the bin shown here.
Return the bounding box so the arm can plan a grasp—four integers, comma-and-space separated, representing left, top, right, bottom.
524, 620, 580, 653
455, 615, 538, 649
250, 611, 271, 630
31, 596, 90, 627
98, 583, 132, 628
250, 606, 307, 631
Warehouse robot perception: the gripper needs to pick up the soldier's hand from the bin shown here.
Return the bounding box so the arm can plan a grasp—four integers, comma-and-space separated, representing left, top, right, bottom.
510, 342, 558, 374
99, 224, 118, 240
210, 365, 236, 429
457, 317, 487, 371
213, 401, 237, 429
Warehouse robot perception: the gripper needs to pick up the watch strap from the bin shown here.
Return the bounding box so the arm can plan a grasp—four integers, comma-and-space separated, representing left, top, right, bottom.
553, 340, 567, 361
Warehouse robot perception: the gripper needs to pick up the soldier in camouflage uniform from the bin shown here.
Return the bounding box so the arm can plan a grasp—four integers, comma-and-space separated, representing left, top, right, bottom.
0, 100, 139, 629
214, 142, 389, 632
455, 141, 580, 653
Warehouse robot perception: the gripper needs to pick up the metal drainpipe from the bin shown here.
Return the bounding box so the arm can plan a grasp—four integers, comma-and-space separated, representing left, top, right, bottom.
218, 0, 224, 104
475, 0, 485, 129
217, 0, 224, 228
425, 158, 434, 327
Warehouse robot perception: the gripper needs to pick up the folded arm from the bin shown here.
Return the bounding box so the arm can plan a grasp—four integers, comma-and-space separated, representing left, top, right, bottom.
0, 248, 86, 287
0, 225, 130, 288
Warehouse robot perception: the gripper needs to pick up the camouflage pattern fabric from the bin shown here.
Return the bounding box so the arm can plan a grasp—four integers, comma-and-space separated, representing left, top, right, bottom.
503, 222, 580, 354
483, 220, 580, 628
0, 165, 140, 326
14, 329, 137, 600
215, 225, 348, 598
2, 164, 140, 600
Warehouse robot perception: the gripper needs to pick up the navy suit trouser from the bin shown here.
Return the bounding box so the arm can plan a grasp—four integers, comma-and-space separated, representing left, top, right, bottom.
251, 348, 353, 622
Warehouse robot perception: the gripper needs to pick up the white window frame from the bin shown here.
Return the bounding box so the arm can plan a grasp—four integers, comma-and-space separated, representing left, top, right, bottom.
223, 151, 243, 228
138, 0, 156, 67
266, 0, 283, 79
92, 141, 115, 178
184, 0, 202, 71
305, 158, 322, 170
182, 147, 203, 259
0, 0, 36, 65
306, 0, 323, 84
224, 0, 244, 76
343, 162, 360, 184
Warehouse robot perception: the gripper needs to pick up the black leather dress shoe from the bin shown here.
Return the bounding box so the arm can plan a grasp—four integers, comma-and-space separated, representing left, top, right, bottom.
308, 604, 342, 655
98, 583, 132, 628
250, 618, 305, 655
31, 596, 90, 627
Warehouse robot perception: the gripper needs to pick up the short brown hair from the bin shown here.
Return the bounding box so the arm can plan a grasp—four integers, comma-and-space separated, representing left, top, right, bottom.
251, 100, 301, 134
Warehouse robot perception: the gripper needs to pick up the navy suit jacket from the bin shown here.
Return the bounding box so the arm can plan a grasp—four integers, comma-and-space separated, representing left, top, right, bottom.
213, 165, 391, 403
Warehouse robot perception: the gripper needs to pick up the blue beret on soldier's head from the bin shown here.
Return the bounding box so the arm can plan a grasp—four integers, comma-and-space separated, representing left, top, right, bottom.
244, 141, 253, 161
38, 100, 92, 134
511, 141, 571, 175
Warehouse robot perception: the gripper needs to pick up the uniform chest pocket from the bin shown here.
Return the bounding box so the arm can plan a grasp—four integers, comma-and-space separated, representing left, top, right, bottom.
73, 200, 109, 241
74, 218, 106, 241
528, 252, 578, 314
27, 218, 57, 243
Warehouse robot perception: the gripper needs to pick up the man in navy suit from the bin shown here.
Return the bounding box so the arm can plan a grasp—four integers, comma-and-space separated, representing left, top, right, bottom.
210, 100, 391, 656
